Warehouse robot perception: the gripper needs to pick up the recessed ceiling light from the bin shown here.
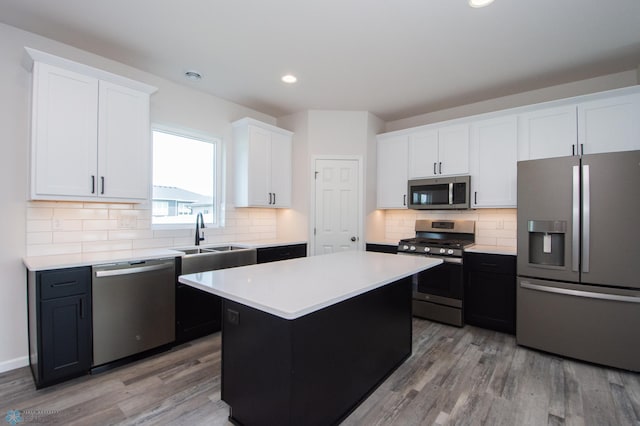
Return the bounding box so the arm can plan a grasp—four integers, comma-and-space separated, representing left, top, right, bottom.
185, 70, 203, 81
468, 0, 495, 7
281, 74, 297, 84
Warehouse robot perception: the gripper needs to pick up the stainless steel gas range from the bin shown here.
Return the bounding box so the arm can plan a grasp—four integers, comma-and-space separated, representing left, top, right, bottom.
397, 219, 475, 327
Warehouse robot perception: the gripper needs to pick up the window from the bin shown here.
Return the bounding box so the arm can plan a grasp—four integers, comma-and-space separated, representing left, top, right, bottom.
152, 128, 220, 227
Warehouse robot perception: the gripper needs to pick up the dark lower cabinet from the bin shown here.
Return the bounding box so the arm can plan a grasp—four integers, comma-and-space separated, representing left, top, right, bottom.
28, 267, 92, 388
256, 243, 307, 264
464, 253, 516, 334
175, 283, 221, 343
365, 243, 398, 254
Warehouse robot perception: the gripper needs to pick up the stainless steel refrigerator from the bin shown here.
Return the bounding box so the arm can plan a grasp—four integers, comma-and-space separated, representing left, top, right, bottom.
517, 150, 640, 372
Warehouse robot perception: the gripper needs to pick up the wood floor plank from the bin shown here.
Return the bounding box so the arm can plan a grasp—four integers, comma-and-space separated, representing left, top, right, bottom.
1, 320, 637, 425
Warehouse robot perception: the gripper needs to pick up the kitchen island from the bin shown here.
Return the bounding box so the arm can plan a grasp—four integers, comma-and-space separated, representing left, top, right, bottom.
179, 251, 441, 426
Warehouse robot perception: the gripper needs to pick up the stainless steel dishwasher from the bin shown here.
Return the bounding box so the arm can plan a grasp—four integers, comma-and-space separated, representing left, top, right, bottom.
92, 258, 175, 367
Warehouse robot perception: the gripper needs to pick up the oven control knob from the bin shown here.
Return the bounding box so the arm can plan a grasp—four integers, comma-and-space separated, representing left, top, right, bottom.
402, 245, 409, 251
409, 246, 416, 251
439, 248, 446, 254
424, 247, 430, 253
447, 249, 454, 255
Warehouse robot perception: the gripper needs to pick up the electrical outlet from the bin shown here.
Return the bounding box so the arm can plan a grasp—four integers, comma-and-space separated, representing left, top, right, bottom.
52, 218, 63, 230
496, 219, 504, 230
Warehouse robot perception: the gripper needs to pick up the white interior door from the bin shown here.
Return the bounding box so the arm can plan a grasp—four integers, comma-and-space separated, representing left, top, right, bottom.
314, 159, 360, 255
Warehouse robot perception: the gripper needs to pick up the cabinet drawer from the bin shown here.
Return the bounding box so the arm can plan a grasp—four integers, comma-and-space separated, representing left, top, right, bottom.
464, 253, 515, 273
39, 267, 91, 300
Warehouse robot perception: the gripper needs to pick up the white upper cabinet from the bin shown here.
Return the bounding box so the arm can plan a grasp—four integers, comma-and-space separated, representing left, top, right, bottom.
578, 92, 640, 155
233, 118, 293, 208
470, 115, 518, 208
377, 135, 408, 209
98, 81, 151, 200
518, 91, 640, 160
408, 124, 469, 178
32, 63, 99, 198
518, 105, 577, 160
408, 130, 438, 178
27, 48, 156, 202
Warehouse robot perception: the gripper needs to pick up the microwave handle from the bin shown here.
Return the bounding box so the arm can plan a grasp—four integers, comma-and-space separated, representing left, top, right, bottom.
448, 183, 453, 205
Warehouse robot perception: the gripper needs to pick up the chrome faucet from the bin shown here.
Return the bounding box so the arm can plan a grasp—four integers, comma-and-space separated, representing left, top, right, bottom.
195, 212, 205, 246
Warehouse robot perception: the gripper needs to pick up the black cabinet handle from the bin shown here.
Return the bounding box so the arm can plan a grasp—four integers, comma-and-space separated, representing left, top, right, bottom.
101, 176, 105, 194
268, 193, 272, 204
580, 144, 584, 155
572, 144, 575, 156
51, 281, 75, 288
91, 175, 95, 194
433, 162, 437, 175
403, 194, 406, 206
474, 191, 477, 204
439, 162, 442, 174
273, 193, 276, 205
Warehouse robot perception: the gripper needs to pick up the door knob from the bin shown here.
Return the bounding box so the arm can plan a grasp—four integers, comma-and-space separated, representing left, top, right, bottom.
350, 236, 357, 242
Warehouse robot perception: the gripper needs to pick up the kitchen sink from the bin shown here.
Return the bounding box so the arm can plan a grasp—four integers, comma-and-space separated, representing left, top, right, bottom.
177, 245, 257, 275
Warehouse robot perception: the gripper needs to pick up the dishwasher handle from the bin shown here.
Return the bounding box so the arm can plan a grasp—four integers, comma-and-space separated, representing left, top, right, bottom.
94, 262, 174, 278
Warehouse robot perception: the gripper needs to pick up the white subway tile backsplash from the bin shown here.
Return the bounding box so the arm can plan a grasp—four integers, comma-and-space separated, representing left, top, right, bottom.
27, 243, 82, 257
54, 208, 109, 220
82, 240, 133, 253
381, 208, 517, 247
26, 200, 280, 256
27, 232, 52, 245
108, 230, 154, 241
53, 231, 109, 243
27, 207, 53, 220
27, 220, 52, 232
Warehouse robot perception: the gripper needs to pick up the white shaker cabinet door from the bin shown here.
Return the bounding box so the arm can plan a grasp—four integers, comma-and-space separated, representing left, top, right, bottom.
518, 105, 577, 160
377, 135, 408, 209
98, 81, 150, 200
270, 130, 292, 208
470, 115, 518, 208
437, 124, 469, 176
408, 130, 438, 178
246, 125, 272, 207
32, 62, 99, 198
578, 92, 640, 155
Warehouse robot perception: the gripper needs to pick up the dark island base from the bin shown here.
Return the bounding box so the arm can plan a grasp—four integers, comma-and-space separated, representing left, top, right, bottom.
221, 276, 413, 426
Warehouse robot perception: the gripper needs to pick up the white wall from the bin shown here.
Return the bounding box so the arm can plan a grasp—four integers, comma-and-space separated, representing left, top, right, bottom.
277, 110, 384, 250
386, 70, 639, 132
0, 22, 279, 372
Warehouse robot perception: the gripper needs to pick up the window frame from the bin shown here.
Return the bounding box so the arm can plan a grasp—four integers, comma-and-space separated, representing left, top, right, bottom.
150, 124, 224, 230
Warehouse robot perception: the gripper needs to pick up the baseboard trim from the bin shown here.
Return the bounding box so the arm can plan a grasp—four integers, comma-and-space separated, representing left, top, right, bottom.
0, 356, 29, 373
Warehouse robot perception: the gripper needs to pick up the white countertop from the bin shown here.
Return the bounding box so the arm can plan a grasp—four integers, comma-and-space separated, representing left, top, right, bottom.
465, 245, 517, 256
227, 240, 307, 249
179, 251, 441, 320
23, 248, 183, 271
23, 240, 308, 271
365, 240, 399, 246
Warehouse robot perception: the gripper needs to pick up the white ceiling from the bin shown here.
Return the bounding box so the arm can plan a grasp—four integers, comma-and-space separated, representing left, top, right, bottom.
1, 0, 640, 121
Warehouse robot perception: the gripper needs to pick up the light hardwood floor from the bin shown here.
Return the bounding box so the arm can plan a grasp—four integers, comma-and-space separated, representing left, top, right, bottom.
1, 319, 638, 425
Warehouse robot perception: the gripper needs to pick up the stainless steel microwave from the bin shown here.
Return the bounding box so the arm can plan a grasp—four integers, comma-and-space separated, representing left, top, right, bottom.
407, 176, 471, 210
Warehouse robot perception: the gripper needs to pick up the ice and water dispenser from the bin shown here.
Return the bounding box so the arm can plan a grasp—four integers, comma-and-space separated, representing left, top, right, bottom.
527, 220, 566, 267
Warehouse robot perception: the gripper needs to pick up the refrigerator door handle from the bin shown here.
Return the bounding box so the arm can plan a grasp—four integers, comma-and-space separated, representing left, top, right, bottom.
582, 165, 590, 273
520, 281, 640, 304
572, 165, 580, 272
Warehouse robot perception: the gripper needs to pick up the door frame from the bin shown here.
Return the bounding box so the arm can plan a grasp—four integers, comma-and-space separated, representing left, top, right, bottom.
310, 155, 364, 256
